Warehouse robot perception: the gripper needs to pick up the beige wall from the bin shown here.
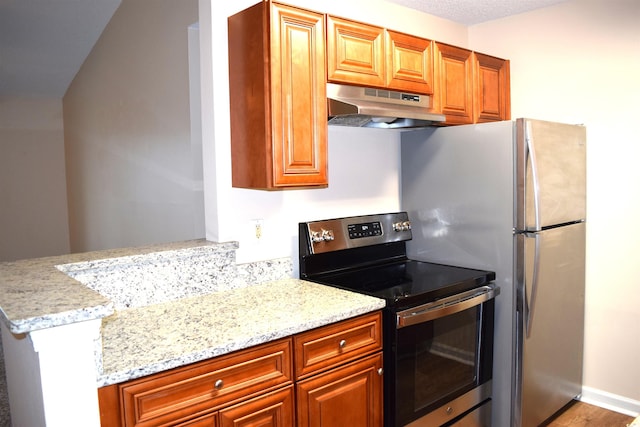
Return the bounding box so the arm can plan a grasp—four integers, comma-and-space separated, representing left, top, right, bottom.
63, 0, 202, 253
469, 0, 640, 411
0, 97, 70, 261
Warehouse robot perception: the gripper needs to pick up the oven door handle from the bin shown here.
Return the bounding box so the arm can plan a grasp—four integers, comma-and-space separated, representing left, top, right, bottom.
396, 285, 499, 328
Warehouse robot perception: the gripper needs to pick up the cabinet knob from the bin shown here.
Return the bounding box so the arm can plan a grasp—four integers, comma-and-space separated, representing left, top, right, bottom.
214, 379, 224, 390
339, 339, 347, 349
377, 368, 383, 376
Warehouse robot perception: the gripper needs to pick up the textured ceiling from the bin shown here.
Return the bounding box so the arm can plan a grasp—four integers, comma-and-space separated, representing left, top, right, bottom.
0, 0, 568, 98
387, 0, 569, 25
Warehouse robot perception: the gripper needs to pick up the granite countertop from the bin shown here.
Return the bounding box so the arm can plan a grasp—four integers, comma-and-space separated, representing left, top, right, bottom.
0, 240, 230, 334
0, 239, 386, 388
98, 278, 385, 386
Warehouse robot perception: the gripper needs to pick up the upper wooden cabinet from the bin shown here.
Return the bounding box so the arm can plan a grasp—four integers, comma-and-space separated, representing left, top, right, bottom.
326, 16, 385, 87
432, 42, 474, 124
385, 29, 434, 94
433, 42, 511, 124
473, 52, 511, 123
326, 16, 434, 95
228, 2, 327, 189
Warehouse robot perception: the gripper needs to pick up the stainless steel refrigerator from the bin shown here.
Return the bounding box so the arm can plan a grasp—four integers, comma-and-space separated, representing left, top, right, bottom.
400, 118, 586, 427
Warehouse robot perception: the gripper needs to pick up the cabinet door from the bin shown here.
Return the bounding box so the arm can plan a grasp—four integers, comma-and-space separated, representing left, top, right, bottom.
296, 354, 383, 427
473, 52, 511, 122
228, 2, 327, 189
433, 42, 474, 124
385, 30, 433, 95
326, 16, 385, 87
178, 412, 218, 427
270, 3, 327, 188
219, 386, 294, 427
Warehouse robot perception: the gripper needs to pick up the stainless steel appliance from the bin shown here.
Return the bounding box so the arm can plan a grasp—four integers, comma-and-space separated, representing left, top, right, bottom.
298, 212, 499, 427
400, 118, 586, 427
327, 83, 446, 128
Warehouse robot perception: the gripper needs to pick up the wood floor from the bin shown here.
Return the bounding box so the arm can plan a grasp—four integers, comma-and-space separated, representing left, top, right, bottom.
545, 401, 636, 427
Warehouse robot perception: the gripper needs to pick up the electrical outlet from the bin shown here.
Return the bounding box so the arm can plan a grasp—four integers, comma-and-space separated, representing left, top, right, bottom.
253, 219, 263, 239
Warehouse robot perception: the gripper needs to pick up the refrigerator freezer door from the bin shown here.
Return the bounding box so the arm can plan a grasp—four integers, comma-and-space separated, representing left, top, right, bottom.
516, 119, 586, 231
515, 222, 585, 427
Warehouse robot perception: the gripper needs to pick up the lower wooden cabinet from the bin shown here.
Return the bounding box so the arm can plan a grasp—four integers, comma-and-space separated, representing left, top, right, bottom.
296, 354, 383, 427
98, 338, 292, 427
98, 313, 382, 427
141, 386, 295, 427
219, 386, 294, 427
176, 412, 218, 427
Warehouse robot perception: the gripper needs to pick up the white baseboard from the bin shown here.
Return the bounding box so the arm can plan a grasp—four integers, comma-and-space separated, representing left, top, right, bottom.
580, 386, 640, 417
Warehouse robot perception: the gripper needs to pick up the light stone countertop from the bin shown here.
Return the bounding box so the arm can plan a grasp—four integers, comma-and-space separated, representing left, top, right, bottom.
0, 239, 385, 388
98, 278, 386, 386
0, 239, 234, 334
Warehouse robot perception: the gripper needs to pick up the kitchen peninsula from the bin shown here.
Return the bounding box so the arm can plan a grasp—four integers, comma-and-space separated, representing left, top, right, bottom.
0, 240, 385, 426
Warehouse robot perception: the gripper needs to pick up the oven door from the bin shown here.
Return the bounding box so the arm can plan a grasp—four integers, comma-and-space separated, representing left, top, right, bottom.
393, 285, 498, 427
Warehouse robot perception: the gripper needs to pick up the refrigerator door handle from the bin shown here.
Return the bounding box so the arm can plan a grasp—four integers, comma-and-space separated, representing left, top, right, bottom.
525, 232, 541, 338
525, 121, 542, 231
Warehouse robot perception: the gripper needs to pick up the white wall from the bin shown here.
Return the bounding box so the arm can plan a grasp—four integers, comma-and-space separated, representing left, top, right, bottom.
0, 97, 70, 261
63, 0, 202, 253
469, 0, 640, 411
204, 0, 469, 265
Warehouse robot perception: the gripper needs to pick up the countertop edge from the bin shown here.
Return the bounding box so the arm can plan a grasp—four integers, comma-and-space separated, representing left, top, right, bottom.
2, 302, 115, 335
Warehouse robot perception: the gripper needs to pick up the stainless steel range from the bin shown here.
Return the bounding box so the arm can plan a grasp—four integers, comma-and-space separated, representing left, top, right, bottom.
299, 212, 499, 427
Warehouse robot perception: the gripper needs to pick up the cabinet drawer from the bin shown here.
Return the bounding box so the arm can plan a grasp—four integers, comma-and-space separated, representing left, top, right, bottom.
219, 385, 294, 427
177, 412, 218, 427
120, 338, 292, 427
294, 312, 382, 379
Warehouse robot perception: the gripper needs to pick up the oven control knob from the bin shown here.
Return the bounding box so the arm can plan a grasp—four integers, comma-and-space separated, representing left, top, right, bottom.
310, 231, 324, 243
311, 229, 335, 243
393, 221, 412, 232
321, 229, 335, 241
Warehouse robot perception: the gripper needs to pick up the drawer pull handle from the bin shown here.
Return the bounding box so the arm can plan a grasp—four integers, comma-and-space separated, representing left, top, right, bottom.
214, 379, 224, 390
339, 339, 347, 349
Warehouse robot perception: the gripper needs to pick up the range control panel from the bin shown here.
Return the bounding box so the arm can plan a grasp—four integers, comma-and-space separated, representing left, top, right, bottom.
301, 212, 412, 254
348, 221, 382, 239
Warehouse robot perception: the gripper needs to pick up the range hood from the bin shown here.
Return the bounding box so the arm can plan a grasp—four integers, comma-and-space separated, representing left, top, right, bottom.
327, 83, 445, 129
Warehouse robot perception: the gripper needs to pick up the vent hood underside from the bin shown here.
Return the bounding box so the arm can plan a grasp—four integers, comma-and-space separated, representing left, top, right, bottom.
327, 83, 445, 129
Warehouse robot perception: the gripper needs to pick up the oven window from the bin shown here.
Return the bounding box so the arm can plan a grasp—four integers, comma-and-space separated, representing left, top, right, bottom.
396, 305, 482, 424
